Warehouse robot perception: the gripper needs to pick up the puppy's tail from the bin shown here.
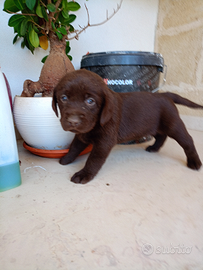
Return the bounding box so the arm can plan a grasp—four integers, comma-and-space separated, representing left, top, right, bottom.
163, 92, 203, 109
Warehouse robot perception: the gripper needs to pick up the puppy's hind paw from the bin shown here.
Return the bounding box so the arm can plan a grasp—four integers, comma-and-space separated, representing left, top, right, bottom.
187, 157, 202, 170
146, 145, 159, 153
59, 154, 74, 165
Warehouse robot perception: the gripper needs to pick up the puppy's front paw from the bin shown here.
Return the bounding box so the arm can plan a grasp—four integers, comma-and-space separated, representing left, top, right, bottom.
59, 154, 74, 165
71, 169, 93, 184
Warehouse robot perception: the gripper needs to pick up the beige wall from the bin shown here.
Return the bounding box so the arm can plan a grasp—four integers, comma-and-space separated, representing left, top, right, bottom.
155, 0, 203, 117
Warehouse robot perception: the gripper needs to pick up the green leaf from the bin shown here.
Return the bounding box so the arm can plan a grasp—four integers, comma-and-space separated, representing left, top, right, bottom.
21, 40, 25, 49
68, 24, 74, 32
47, 3, 56, 12
57, 27, 67, 35
26, 0, 36, 10
58, 13, 65, 24
29, 28, 39, 48
13, 34, 19, 44
24, 34, 35, 53
62, 0, 67, 9
41, 6, 49, 21
13, 0, 25, 10
8, 14, 24, 27
62, 9, 69, 19
14, 22, 21, 35
3, 0, 20, 13
56, 31, 63, 40
28, 22, 33, 32
64, 14, 76, 24
36, 4, 43, 18
33, 24, 40, 33
41, 55, 48, 64
51, 21, 56, 30
66, 2, 80, 11
66, 41, 70, 54
67, 55, 72, 61
20, 18, 29, 36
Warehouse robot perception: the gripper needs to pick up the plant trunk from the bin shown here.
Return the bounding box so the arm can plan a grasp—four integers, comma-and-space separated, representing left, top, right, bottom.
21, 33, 75, 97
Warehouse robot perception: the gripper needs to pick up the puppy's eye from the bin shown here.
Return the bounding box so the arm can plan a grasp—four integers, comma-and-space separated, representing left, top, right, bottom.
85, 97, 95, 106
60, 95, 68, 102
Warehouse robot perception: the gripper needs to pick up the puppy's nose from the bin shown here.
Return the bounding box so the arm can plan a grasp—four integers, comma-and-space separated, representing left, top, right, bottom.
67, 114, 83, 127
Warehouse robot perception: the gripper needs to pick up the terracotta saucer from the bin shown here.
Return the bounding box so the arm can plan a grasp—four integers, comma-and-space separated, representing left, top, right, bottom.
23, 141, 92, 158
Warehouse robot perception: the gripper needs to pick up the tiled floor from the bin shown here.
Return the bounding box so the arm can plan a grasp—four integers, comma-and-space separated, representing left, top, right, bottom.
0, 129, 203, 270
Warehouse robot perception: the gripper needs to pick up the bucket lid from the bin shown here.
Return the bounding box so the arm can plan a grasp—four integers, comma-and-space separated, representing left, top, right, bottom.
81, 51, 164, 70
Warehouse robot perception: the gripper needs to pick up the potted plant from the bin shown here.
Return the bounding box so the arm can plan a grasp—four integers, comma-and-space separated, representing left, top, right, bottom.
3, 0, 122, 152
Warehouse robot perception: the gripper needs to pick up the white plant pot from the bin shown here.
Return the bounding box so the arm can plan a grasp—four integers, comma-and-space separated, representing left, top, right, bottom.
13, 96, 74, 150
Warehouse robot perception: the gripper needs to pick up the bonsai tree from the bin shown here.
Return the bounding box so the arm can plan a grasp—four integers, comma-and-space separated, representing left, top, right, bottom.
3, 0, 122, 97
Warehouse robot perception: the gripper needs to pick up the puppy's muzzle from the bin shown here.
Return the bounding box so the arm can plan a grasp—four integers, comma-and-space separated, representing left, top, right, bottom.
62, 113, 85, 132
67, 114, 84, 127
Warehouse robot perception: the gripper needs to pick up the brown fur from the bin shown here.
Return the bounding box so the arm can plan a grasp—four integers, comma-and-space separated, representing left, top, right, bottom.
52, 69, 203, 184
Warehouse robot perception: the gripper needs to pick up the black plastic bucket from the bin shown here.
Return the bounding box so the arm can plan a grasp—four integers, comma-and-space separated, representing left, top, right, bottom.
81, 51, 164, 93
80, 51, 165, 144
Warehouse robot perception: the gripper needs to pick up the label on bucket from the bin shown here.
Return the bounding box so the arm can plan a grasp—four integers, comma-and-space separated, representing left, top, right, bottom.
86, 65, 160, 93
104, 79, 133, 86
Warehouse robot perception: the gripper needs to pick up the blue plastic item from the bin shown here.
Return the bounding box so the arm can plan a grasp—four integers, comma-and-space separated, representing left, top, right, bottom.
0, 68, 21, 192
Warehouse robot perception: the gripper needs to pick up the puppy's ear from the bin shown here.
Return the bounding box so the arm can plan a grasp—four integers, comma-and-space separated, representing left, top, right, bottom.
52, 90, 58, 117
100, 87, 114, 126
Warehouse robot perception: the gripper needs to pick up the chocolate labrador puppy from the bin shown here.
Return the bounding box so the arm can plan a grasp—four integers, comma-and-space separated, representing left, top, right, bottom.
52, 69, 203, 184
